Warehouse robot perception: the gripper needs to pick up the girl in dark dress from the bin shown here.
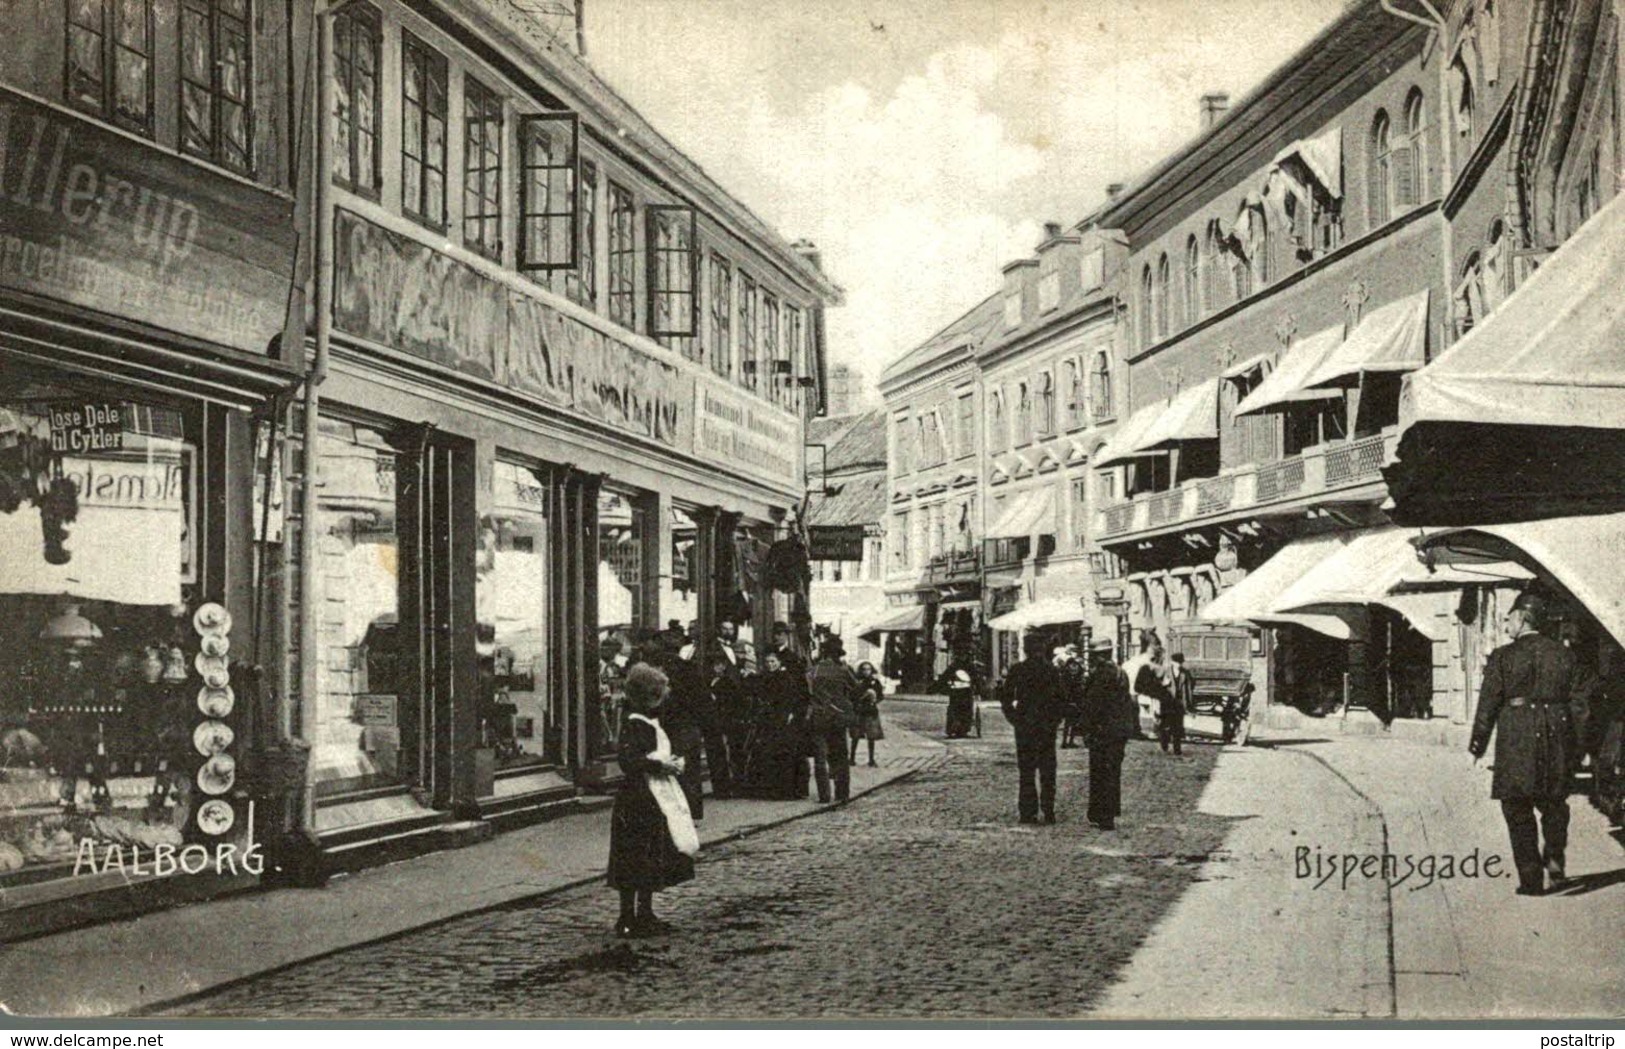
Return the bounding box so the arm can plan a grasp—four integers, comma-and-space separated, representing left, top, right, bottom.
754, 650, 811, 799
607, 663, 696, 938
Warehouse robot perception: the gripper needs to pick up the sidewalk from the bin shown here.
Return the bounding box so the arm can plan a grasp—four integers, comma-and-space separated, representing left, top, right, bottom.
1092, 726, 1624, 1020
0, 716, 947, 1019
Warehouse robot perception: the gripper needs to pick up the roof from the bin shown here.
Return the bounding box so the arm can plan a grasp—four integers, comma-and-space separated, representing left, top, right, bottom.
806, 414, 862, 450
878, 293, 1005, 389
825, 409, 887, 471
806, 472, 887, 528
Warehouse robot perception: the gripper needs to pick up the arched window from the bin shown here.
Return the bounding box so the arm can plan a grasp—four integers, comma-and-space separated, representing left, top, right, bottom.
1204, 221, 1226, 310
1451, 58, 1475, 141
1155, 253, 1171, 339
1139, 265, 1155, 348
988, 390, 1007, 453
1454, 251, 1485, 338
1369, 109, 1392, 228
1091, 351, 1113, 419
1183, 234, 1201, 323
1251, 210, 1271, 286
1230, 239, 1251, 300
1402, 88, 1425, 207
1037, 371, 1056, 436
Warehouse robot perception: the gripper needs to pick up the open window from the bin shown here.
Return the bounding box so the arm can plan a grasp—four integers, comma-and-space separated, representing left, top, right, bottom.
518, 112, 580, 272
646, 205, 698, 339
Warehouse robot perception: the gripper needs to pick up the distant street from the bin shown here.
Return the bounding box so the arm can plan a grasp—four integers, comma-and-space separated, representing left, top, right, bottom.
168, 700, 1232, 1020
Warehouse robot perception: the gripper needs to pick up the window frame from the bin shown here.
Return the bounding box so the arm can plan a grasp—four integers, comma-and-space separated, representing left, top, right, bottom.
988, 390, 1007, 454
65, 0, 156, 137
461, 73, 504, 262
707, 253, 733, 377
1370, 109, 1393, 228
1036, 370, 1056, 437
1183, 235, 1201, 324
517, 111, 581, 272
1091, 351, 1114, 421
737, 270, 759, 389
1139, 264, 1155, 348
607, 179, 636, 328
760, 291, 780, 392
645, 204, 698, 339
400, 31, 449, 230
1154, 253, 1171, 339
179, 0, 253, 174
331, 1, 381, 195
565, 158, 599, 307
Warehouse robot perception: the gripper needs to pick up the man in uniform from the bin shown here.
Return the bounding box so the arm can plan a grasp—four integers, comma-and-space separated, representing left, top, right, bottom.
999, 632, 1068, 824
1081, 638, 1139, 830
1469, 591, 1594, 895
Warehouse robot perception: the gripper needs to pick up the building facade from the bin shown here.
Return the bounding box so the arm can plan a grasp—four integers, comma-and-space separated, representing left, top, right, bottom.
804, 408, 888, 667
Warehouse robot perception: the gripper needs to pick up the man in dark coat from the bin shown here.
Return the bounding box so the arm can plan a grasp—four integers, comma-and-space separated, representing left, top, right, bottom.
652, 639, 710, 818
1159, 652, 1194, 756
806, 638, 859, 803
1081, 639, 1139, 830
1058, 644, 1089, 749
1469, 591, 1595, 895
999, 632, 1068, 824
935, 651, 984, 739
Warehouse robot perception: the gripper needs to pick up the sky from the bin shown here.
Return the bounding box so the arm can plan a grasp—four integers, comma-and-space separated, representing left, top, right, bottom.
584, 0, 1350, 403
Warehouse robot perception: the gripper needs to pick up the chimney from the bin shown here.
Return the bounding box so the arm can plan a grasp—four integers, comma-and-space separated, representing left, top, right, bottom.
1200, 92, 1230, 131
1105, 182, 1125, 202
1043, 221, 1063, 241
791, 238, 822, 272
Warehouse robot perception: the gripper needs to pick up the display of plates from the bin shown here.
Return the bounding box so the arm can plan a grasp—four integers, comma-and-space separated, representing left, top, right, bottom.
193, 603, 232, 636
197, 685, 235, 718
200, 634, 230, 657
197, 753, 236, 795
195, 654, 230, 688
196, 799, 235, 836
193, 719, 234, 757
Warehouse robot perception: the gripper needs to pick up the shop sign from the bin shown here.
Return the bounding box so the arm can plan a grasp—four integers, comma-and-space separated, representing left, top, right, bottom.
354, 694, 397, 727
693, 381, 800, 488
808, 525, 864, 562
47, 401, 123, 452
0, 87, 294, 356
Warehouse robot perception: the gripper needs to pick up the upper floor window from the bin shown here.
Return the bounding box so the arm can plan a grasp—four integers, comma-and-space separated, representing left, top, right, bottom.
400, 33, 448, 229
1091, 351, 1113, 420
737, 271, 758, 389
1450, 57, 1475, 141
462, 75, 503, 262
761, 293, 781, 389
1229, 240, 1251, 300
1403, 89, 1426, 204
518, 113, 579, 271
892, 511, 910, 569
783, 306, 804, 407
1038, 261, 1060, 313
707, 254, 732, 377
1063, 358, 1085, 430
988, 391, 1007, 453
607, 180, 636, 329
1080, 247, 1105, 290
565, 159, 598, 307
67, 0, 154, 136
1204, 222, 1227, 312
180, 0, 251, 172
1036, 371, 1056, 437
956, 393, 975, 457
1139, 265, 1155, 348
1015, 382, 1032, 445
647, 206, 698, 339
1004, 291, 1023, 329
1369, 110, 1393, 227
1183, 235, 1201, 324
1249, 211, 1271, 286
1154, 254, 1171, 340
332, 3, 380, 193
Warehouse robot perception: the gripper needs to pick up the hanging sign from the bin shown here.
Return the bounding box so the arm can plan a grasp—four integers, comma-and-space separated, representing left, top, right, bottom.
808, 525, 864, 562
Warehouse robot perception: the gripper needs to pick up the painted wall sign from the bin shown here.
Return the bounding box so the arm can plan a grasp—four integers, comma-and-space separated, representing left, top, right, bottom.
694, 381, 801, 488
0, 88, 294, 355
47, 401, 122, 452
808, 525, 865, 562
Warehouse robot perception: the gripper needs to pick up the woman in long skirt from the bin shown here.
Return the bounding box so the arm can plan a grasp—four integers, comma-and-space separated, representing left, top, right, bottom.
849, 661, 886, 767
607, 663, 696, 938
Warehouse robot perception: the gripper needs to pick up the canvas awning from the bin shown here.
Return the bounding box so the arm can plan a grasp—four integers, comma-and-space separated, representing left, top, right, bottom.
856, 604, 926, 642
988, 595, 1084, 633
1299, 289, 1431, 389
1233, 325, 1346, 416
1272, 125, 1343, 200
1133, 381, 1220, 451
1199, 532, 1357, 639
1400, 192, 1625, 432
1414, 513, 1625, 649
1093, 401, 1168, 469
1269, 528, 1456, 641
1222, 351, 1273, 380
984, 486, 1056, 540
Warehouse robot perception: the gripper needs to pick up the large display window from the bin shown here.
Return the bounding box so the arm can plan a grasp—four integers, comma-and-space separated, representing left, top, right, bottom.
477, 460, 561, 777
659, 505, 700, 642
0, 362, 204, 880
594, 487, 647, 756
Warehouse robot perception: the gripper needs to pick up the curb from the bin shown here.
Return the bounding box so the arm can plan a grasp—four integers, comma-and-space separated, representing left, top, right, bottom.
132, 762, 927, 1018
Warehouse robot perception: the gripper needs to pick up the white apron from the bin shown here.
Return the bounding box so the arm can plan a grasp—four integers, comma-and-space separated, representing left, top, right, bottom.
629, 713, 700, 857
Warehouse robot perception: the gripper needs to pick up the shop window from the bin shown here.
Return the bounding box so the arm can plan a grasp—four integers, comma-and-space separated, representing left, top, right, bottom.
462, 75, 503, 262
708, 254, 733, 377
400, 33, 448, 229
0, 374, 200, 881
595, 488, 648, 754
332, 2, 380, 194
518, 113, 580, 272
179, 0, 252, 173
312, 418, 402, 796
65, 0, 154, 136
658, 505, 699, 657
737, 271, 758, 390
565, 159, 598, 308
607, 180, 636, 328
477, 461, 561, 774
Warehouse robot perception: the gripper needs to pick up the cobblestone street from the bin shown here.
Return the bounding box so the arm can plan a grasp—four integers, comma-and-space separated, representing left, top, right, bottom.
167, 701, 1233, 1021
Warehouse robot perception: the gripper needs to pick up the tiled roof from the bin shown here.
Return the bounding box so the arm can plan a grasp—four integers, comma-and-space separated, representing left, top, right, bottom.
806, 471, 887, 528
879, 292, 1005, 386
826, 409, 887, 470
806, 414, 861, 450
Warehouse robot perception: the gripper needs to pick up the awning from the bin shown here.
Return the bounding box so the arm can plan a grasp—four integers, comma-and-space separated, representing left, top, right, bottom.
984, 487, 1055, 540
856, 605, 926, 642
1401, 191, 1625, 432
1272, 125, 1343, 200
1133, 381, 1220, 451
1093, 401, 1168, 468
1299, 289, 1431, 389
1222, 351, 1273, 380
988, 595, 1084, 632
1233, 325, 1346, 416
1415, 513, 1625, 649
1199, 532, 1357, 639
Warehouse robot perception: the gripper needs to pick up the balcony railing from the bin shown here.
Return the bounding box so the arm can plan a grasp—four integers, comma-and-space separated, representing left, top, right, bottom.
922, 548, 982, 583
1094, 427, 1399, 543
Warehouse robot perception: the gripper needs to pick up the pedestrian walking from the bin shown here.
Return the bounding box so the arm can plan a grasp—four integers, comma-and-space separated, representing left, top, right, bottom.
1136, 643, 1180, 754
1159, 651, 1194, 756
849, 661, 885, 767
1469, 591, 1596, 895
1057, 644, 1088, 749
806, 637, 858, 803
1081, 639, 1139, 830
934, 651, 984, 739
999, 632, 1068, 824
606, 663, 698, 939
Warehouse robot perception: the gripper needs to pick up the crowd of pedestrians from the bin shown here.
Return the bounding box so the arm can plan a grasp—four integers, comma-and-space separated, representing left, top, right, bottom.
603, 622, 884, 938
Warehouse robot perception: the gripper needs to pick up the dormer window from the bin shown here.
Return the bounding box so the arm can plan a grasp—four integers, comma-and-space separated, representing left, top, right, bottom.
1004, 291, 1023, 329
1038, 256, 1060, 313
1080, 247, 1105, 291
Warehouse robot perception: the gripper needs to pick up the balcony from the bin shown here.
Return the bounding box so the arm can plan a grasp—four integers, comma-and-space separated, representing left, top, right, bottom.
1096, 429, 1396, 542
922, 549, 982, 584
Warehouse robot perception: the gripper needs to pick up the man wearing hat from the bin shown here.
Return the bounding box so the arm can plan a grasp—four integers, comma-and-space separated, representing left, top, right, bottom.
1470, 590, 1595, 895
1081, 638, 1139, 830
999, 632, 1068, 824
